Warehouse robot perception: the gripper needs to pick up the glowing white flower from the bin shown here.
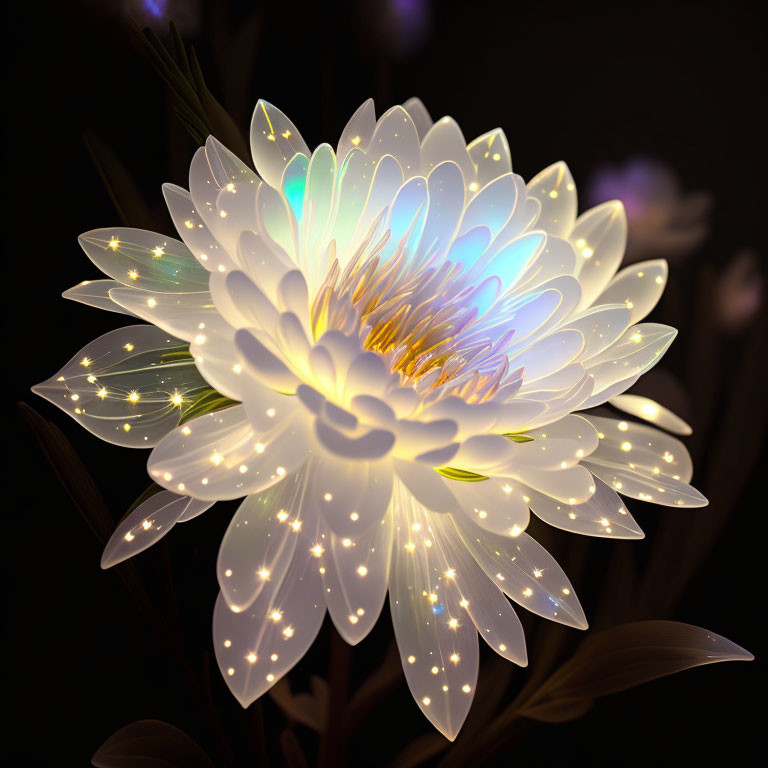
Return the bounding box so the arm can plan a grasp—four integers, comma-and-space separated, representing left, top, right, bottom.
34, 98, 707, 740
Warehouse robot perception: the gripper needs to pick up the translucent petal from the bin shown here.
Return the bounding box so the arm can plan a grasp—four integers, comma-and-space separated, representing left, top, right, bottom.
314, 418, 395, 460
317, 511, 394, 644
306, 454, 393, 537
608, 394, 692, 435
213, 521, 325, 707
480, 232, 545, 291
594, 259, 668, 322
250, 100, 310, 190
584, 460, 707, 508
456, 518, 587, 629
63, 279, 139, 317
32, 325, 209, 448
421, 117, 475, 185
235, 328, 300, 394
148, 406, 309, 501
109, 287, 219, 342
467, 129, 512, 189
428, 512, 527, 664
507, 329, 585, 384
527, 478, 644, 539
447, 475, 530, 537
206, 135, 259, 188
217, 472, 308, 611
337, 98, 376, 159
582, 415, 693, 482
300, 144, 337, 275
512, 415, 599, 470
512, 235, 577, 293
162, 183, 232, 273
101, 490, 189, 568
176, 497, 215, 522
281, 153, 308, 223
367, 105, 421, 177
256, 182, 296, 262
389, 484, 480, 740
394, 459, 460, 513
459, 173, 517, 240
402, 96, 433, 141
78, 228, 209, 292
419, 161, 465, 259
190, 320, 243, 401
511, 465, 596, 505
526, 162, 577, 237
570, 201, 627, 310
585, 323, 677, 402
562, 303, 633, 361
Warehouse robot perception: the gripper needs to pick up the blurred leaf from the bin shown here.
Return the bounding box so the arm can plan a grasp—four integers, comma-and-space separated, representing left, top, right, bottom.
269, 675, 329, 733
92, 719, 215, 768
132, 22, 250, 163
501, 433, 534, 443
18, 402, 113, 543
83, 131, 159, 230
515, 620, 753, 723
179, 388, 240, 426
279, 729, 309, 768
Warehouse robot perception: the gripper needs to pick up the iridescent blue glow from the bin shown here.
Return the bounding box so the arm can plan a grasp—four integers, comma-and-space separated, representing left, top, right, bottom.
282, 154, 309, 223
483, 232, 545, 290
447, 226, 492, 270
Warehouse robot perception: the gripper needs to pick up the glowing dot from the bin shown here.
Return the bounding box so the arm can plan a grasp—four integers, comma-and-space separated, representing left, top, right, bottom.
522, 587, 533, 597
123, 424, 131, 432
80, 357, 92, 368
342, 538, 352, 548
127, 391, 140, 403
468, 181, 479, 192
182, 426, 191, 435
124, 532, 135, 542
582, 247, 594, 259
142, 519, 152, 531
211, 453, 223, 465
124, 343, 134, 352
411, 523, 421, 532
224, 639, 231, 647
621, 441, 632, 452
323, 492, 333, 502
348, 615, 359, 624
448, 618, 459, 629
169, 392, 183, 407
282, 626, 294, 638
568, 512, 577, 520
350, 512, 359, 521
663, 451, 674, 463
422, 697, 431, 706
266, 408, 276, 417
493, 153, 501, 162
462, 684, 471, 693
459, 599, 469, 608
258, 568, 270, 580
445, 568, 456, 579
276, 466, 286, 477
201, 478, 209, 485
147, 298, 157, 308
290, 520, 302, 532
450, 653, 460, 664
655, 275, 664, 284
232, 364, 242, 373
311, 544, 324, 557
163, 472, 172, 482
549, 189, 558, 198
108, 238, 119, 250
239, 464, 248, 474
351, 135, 361, 146
407, 656, 416, 664
431, 666, 439, 675
562, 587, 571, 595
227, 668, 235, 676
270, 653, 278, 661
499, 644, 507, 652
428, 593, 438, 603
405, 542, 415, 552
70, 394, 80, 402
255, 443, 265, 453
509, 525, 522, 537
533, 569, 543, 579
277, 510, 289, 522
246, 652, 257, 664
152, 247, 164, 258
266, 673, 275, 682
270, 610, 282, 622
357, 565, 368, 577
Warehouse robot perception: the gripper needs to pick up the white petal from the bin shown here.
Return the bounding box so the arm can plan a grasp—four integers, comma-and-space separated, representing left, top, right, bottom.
526, 162, 577, 237
63, 279, 139, 316
511, 415, 599, 469
213, 521, 325, 707
162, 183, 232, 273
307, 454, 393, 536
367, 105, 421, 177
428, 512, 527, 664
507, 329, 585, 384
235, 328, 300, 394
109, 287, 219, 342
527, 478, 643, 539
459, 173, 517, 240
394, 460, 460, 513
177, 497, 215, 522
337, 98, 376, 159
456, 518, 587, 629
582, 415, 693, 482
389, 488, 480, 740
570, 201, 627, 310
594, 259, 669, 322
249, 100, 310, 190
584, 323, 677, 405
448, 475, 530, 537
217, 472, 308, 611
79, 228, 209, 292
512, 465, 595, 505
608, 394, 692, 435
562, 303, 632, 361
314, 417, 395, 460
148, 406, 309, 500
419, 161, 465, 259
402, 97, 433, 141
101, 490, 189, 568
190, 320, 243, 401
317, 511, 394, 644
421, 116, 475, 185
32, 325, 209, 448
467, 129, 512, 189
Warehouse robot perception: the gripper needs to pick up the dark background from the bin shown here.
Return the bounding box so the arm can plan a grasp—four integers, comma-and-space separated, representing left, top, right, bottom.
5, 1, 765, 766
